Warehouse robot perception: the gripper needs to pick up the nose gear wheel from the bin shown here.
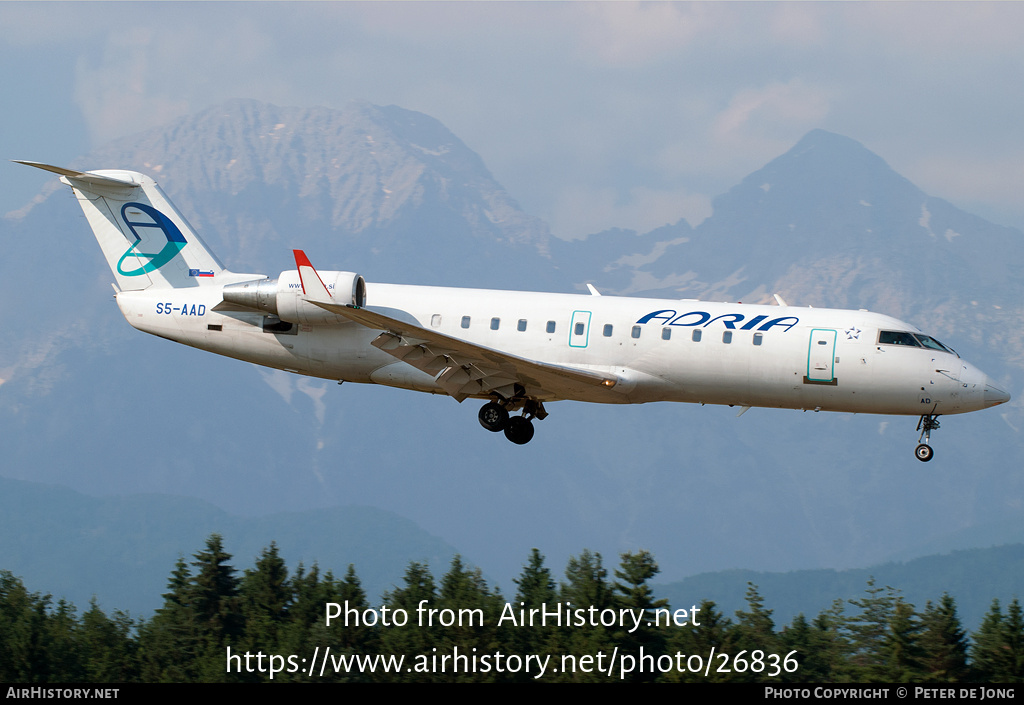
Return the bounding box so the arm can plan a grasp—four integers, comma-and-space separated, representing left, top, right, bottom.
914, 412, 940, 462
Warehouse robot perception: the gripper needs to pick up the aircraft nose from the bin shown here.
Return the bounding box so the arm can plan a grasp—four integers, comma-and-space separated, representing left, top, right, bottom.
984, 381, 1011, 408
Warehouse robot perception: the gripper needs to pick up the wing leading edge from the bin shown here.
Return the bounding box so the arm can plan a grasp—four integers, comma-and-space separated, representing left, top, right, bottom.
293, 250, 619, 402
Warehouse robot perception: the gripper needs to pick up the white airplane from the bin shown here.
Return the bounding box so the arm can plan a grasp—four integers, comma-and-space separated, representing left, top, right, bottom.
18, 161, 1010, 461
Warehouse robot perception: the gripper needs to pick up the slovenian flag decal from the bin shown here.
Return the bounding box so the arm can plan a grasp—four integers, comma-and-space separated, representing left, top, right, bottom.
189, 269, 215, 277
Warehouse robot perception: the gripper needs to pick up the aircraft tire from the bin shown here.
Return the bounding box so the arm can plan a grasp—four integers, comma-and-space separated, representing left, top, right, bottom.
915, 444, 934, 462
478, 402, 509, 432
504, 416, 535, 445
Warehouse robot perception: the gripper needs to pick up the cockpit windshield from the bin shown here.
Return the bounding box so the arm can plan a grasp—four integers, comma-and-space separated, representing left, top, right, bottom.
878, 330, 920, 347
915, 334, 958, 357
877, 330, 958, 357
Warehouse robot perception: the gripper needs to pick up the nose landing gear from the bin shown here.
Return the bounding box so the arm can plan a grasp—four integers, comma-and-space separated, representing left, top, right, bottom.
915, 413, 940, 462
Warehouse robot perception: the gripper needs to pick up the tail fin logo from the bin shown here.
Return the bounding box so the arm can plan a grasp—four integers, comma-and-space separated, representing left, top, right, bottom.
116, 202, 187, 277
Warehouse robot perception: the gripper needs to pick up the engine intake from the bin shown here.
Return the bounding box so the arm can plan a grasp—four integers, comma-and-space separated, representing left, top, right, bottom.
223, 270, 367, 325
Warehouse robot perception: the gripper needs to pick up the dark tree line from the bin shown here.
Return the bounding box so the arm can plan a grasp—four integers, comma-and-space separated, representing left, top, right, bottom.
1, 535, 1022, 682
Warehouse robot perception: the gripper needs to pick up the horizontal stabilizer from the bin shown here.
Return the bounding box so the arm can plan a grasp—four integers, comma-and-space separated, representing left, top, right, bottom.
13, 161, 140, 189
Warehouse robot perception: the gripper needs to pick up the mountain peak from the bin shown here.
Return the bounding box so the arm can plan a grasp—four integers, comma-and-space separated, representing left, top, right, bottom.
70, 99, 551, 277
791, 128, 871, 152
749, 129, 907, 192
707, 128, 922, 235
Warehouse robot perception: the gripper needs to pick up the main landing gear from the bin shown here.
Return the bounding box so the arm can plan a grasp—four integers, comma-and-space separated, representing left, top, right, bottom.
915, 413, 940, 462
478, 397, 546, 445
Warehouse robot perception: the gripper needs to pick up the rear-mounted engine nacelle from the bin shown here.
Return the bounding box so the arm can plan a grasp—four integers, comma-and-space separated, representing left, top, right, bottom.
223, 270, 366, 325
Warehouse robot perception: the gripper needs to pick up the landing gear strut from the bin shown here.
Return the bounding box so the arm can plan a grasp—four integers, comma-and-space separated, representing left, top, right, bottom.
478, 397, 545, 444
915, 413, 940, 462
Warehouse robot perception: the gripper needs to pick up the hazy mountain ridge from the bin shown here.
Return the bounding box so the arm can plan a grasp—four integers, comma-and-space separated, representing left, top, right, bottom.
561, 131, 1023, 312
659, 543, 1024, 632
0, 476, 457, 617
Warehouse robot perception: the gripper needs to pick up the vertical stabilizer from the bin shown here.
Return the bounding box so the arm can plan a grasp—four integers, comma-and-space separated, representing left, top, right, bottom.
16, 161, 224, 291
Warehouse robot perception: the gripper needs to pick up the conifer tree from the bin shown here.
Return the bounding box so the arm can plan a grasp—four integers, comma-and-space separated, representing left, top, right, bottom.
612, 550, 668, 682
880, 598, 924, 682
188, 534, 241, 681
238, 542, 291, 660
801, 599, 853, 682
730, 583, 781, 682
1000, 598, 1024, 681
332, 564, 378, 658
507, 548, 557, 677
80, 599, 137, 682
137, 555, 199, 681
919, 594, 969, 682
972, 598, 1006, 681
553, 550, 614, 682
277, 563, 345, 681
513, 549, 556, 610
435, 555, 504, 682
44, 599, 82, 682
138, 535, 242, 681
0, 571, 53, 682
305, 567, 372, 683
561, 549, 613, 611
663, 599, 735, 682
847, 577, 899, 681
779, 613, 825, 683
379, 561, 439, 682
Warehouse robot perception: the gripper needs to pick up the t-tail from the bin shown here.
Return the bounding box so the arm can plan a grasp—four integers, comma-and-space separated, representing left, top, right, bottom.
15, 161, 224, 291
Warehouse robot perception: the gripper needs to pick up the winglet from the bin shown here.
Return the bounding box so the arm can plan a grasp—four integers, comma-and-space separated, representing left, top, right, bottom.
293, 250, 332, 300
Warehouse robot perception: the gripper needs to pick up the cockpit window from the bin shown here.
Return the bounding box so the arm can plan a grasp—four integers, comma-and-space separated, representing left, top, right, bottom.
878, 331, 921, 347
915, 334, 957, 356
877, 330, 958, 356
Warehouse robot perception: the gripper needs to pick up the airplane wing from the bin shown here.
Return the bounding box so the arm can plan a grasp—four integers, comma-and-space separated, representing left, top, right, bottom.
293, 250, 619, 402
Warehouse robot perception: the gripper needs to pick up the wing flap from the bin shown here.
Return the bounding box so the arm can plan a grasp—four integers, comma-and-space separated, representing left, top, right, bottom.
321, 299, 619, 394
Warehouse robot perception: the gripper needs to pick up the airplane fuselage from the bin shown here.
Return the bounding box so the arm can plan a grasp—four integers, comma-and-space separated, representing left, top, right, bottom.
114, 275, 998, 417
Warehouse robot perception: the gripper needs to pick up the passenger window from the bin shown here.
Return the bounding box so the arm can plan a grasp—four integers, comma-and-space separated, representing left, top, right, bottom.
631, 326, 641, 339
692, 329, 702, 342
517, 319, 527, 332
753, 332, 763, 346
431, 314, 441, 328
723, 331, 732, 344
491, 317, 500, 330
461, 316, 470, 329
574, 322, 585, 336
603, 324, 613, 337
546, 321, 556, 334
662, 328, 671, 341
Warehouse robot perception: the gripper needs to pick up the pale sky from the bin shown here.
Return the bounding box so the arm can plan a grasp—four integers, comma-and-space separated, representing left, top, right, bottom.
4, 1, 1024, 239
